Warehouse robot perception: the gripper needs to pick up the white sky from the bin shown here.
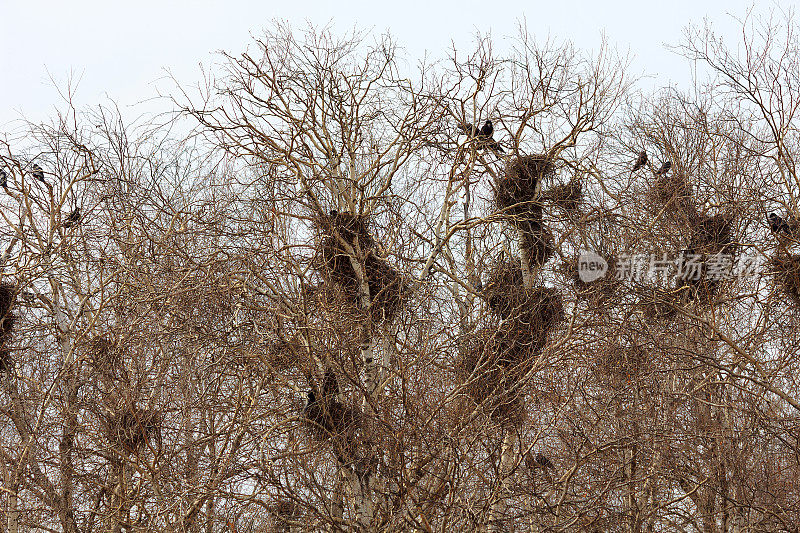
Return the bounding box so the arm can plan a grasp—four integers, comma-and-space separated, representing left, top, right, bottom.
0, 0, 775, 132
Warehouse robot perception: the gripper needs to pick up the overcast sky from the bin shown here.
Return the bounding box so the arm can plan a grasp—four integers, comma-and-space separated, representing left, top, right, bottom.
0, 0, 778, 132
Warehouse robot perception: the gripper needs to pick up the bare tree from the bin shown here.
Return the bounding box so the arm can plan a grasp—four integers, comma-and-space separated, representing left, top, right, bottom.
2, 12, 800, 533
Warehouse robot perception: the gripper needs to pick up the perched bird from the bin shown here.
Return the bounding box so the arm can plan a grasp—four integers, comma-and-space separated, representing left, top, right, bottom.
534, 453, 553, 469
485, 138, 505, 154
0, 169, 7, 188
655, 161, 672, 176
462, 119, 505, 154
768, 212, 793, 236
63, 208, 81, 228
479, 120, 494, 138
330, 209, 338, 217
526, 451, 554, 470
30, 164, 45, 182
631, 151, 648, 173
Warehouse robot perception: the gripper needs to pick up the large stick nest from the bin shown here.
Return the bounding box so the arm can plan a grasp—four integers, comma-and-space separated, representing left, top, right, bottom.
456, 328, 525, 423
460, 260, 565, 423
495, 155, 554, 221
303, 369, 357, 436
520, 223, 556, 268
592, 342, 647, 389
543, 178, 582, 212
103, 405, 160, 453
690, 213, 736, 255
770, 253, 800, 307
317, 212, 406, 321
302, 369, 363, 465
87, 336, 126, 378
648, 171, 698, 222
484, 259, 564, 328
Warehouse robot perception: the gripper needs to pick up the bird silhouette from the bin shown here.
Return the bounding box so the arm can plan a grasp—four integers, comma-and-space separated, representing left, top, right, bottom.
534, 453, 553, 469
0, 169, 6, 188
655, 161, 672, 176
526, 451, 554, 470
30, 164, 45, 183
63, 208, 81, 228
768, 212, 793, 237
632, 151, 647, 172
462, 119, 504, 154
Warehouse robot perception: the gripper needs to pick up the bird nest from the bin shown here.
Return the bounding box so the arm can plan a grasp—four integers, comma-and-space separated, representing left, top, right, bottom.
521, 224, 556, 268
495, 155, 554, 221
593, 343, 647, 388
543, 178, 582, 212
770, 254, 800, 307
302, 369, 360, 442
88, 337, 124, 374
457, 326, 536, 424
484, 260, 565, 328
104, 405, 160, 453
460, 260, 564, 423
0, 283, 14, 317
316, 211, 406, 321
638, 287, 680, 320
690, 213, 736, 255
648, 172, 697, 219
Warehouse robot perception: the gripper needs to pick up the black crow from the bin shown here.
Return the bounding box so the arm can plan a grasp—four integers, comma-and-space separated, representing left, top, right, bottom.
768, 212, 792, 236
632, 151, 647, 172
31, 164, 45, 182
462, 120, 504, 154
655, 161, 672, 176
526, 451, 554, 470
486, 139, 505, 154
534, 453, 553, 469
64, 208, 81, 228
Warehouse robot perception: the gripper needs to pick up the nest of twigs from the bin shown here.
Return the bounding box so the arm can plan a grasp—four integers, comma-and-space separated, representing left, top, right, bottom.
104, 405, 160, 452
639, 287, 680, 320
690, 213, 736, 256
495, 155, 554, 221
302, 370, 363, 465
461, 260, 564, 422
317, 212, 406, 321
648, 171, 697, 219
770, 253, 800, 307
485, 260, 564, 326
303, 369, 360, 441
543, 178, 582, 211
520, 224, 556, 267
457, 330, 526, 423
593, 342, 647, 388
88, 337, 125, 375
0, 283, 16, 372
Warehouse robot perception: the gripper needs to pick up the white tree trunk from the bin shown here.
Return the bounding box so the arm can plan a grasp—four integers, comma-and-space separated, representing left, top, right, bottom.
489, 429, 518, 532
